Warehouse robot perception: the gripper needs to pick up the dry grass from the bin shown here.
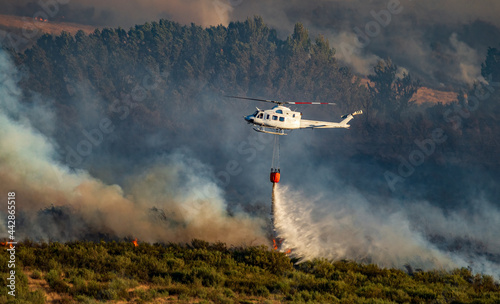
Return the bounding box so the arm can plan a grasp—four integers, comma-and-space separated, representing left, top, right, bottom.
0, 13, 99, 50
359, 77, 458, 105
26, 270, 72, 304
411, 86, 458, 105
0, 14, 97, 36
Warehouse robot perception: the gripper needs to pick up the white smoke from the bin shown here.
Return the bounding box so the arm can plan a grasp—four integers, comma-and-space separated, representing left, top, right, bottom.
231, 0, 500, 86
449, 32, 486, 84
327, 31, 381, 75
273, 184, 500, 278
0, 49, 266, 245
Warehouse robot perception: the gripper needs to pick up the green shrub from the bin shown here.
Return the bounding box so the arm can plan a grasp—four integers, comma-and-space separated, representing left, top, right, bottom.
165, 257, 185, 270
31, 270, 42, 280
74, 295, 99, 303
18, 247, 36, 267
233, 245, 293, 275
70, 276, 87, 296
99, 288, 118, 301
311, 259, 338, 279
45, 259, 62, 273
45, 269, 69, 293
191, 239, 210, 249
357, 283, 386, 299
107, 278, 135, 299
7, 240, 500, 304
473, 274, 499, 292
67, 268, 95, 281
165, 284, 190, 296
113, 255, 132, 276
222, 287, 235, 298
85, 280, 102, 298
24, 289, 46, 304
255, 285, 270, 297
191, 266, 225, 287
152, 275, 172, 286
406, 285, 437, 301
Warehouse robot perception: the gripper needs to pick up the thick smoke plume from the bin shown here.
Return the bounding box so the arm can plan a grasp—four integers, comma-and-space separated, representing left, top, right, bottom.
273, 184, 500, 278
0, 50, 266, 245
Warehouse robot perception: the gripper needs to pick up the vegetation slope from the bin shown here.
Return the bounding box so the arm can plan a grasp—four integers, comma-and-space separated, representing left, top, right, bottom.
1, 240, 499, 303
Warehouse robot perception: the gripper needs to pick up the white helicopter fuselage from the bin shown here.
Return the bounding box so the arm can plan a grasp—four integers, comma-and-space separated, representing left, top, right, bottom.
245, 105, 362, 134
245, 106, 301, 130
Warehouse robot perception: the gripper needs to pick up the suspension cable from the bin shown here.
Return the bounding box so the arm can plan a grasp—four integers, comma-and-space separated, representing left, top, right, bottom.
276, 134, 280, 171
271, 134, 276, 170
270, 134, 280, 172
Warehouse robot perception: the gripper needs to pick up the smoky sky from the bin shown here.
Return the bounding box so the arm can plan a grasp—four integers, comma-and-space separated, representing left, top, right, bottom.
0, 0, 233, 27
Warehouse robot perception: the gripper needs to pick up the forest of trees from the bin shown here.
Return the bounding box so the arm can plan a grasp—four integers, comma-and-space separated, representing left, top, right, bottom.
6, 16, 499, 161
4, 16, 499, 203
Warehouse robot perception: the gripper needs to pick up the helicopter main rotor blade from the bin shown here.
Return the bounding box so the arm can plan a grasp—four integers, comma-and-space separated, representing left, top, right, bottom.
225, 95, 336, 105
225, 95, 282, 104
286, 101, 336, 105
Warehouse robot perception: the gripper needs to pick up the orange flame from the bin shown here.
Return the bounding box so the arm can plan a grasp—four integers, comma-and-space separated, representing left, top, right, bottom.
1, 242, 14, 248
285, 249, 292, 254
132, 238, 138, 247
272, 239, 278, 250
35, 16, 48, 22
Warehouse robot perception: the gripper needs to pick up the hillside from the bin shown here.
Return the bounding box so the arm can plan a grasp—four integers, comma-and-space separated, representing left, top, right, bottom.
359, 78, 458, 105
0, 13, 458, 105
1, 241, 499, 303
9, 16, 499, 172
0, 14, 97, 50
1, 16, 500, 299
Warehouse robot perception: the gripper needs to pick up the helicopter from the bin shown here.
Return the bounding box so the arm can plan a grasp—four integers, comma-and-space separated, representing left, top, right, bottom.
226, 96, 363, 135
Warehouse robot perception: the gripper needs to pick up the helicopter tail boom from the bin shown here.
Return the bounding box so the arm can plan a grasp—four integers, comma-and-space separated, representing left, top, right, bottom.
299, 110, 363, 129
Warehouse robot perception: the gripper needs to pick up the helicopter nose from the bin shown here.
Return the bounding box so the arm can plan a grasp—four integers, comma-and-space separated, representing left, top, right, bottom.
244, 115, 254, 123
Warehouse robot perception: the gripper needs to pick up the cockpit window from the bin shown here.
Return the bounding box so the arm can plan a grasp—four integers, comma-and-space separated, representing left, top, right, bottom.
257, 113, 263, 118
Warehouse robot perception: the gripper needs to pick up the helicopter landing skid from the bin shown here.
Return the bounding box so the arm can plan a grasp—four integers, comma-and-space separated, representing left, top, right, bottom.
253, 125, 288, 135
